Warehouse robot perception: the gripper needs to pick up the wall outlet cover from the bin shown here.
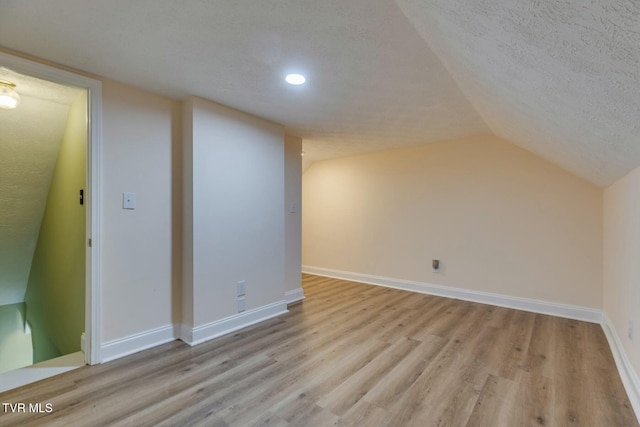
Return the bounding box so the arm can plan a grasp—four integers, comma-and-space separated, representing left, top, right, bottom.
123, 192, 136, 209
236, 280, 246, 297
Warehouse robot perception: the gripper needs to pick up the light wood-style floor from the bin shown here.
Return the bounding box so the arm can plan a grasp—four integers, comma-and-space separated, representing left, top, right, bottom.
0, 274, 637, 426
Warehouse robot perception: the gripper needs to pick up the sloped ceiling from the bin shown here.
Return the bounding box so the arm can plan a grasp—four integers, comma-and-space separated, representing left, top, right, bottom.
396, 0, 640, 186
0, 1, 638, 185
0, 67, 83, 306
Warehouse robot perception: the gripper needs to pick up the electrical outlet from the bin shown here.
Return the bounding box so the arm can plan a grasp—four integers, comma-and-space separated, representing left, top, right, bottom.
432, 259, 440, 273
237, 297, 246, 313
628, 319, 634, 340
236, 280, 246, 297
123, 192, 136, 209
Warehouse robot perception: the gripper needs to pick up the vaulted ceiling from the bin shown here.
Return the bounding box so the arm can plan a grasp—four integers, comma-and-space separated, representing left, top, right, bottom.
396, 0, 640, 186
0, 0, 638, 186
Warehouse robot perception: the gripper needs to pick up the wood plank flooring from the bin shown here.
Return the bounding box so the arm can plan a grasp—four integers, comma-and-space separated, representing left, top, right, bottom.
0, 274, 637, 426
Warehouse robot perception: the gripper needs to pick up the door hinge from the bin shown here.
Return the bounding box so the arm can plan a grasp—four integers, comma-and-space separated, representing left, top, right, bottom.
88, 238, 92, 248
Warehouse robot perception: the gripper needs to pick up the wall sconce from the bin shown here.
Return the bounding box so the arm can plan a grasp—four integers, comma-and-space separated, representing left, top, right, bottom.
0, 80, 20, 109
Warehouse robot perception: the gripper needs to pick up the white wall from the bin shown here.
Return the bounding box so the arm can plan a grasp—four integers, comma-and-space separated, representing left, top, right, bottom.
303, 136, 603, 309
604, 165, 640, 387
183, 97, 286, 328
101, 80, 181, 342
284, 135, 302, 297
0, 51, 300, 364
181, 100, 194, 328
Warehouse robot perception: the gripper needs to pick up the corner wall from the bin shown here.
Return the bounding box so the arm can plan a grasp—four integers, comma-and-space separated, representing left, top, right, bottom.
604, 165, 640, 412
181, 97, 287, 343
24, 93, 86, 362
284, 135, 303, 304
303, 136, 603, 310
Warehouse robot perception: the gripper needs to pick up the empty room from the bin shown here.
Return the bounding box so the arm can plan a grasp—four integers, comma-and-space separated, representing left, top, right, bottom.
0, 1, 639, 426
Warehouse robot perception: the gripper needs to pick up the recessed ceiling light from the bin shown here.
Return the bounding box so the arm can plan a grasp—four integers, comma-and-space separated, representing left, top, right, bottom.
285, 74, 306, 85
0, 80, 20, 109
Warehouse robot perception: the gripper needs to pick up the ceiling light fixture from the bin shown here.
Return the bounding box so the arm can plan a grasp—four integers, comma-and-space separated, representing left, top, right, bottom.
285, 74, 306, 85
0, 80, 20, 109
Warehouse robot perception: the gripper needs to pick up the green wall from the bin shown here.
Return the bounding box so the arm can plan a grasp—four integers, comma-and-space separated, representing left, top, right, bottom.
0, 303, 33, 373
24, 93, 86, 363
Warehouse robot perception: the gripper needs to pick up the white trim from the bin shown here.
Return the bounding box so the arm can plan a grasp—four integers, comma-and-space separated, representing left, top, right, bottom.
179, 323, 194, 344
101, 325, 179, 363
180, 300, 288, 346
101, 300, 288, 362
601, 314, 640, 423
0, 52, 103, 365
285, 288, 305, 305
87, 81, 103, 365
302, 266, 602, 323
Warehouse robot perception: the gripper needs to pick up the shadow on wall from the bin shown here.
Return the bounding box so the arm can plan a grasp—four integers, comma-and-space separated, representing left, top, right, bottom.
0, 302, 63, 374
0, 303, 33, 374
22, 93, 87, 364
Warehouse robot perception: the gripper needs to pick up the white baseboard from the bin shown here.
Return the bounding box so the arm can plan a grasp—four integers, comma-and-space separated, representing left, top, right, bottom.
302, 265, 602, 323
602, 314, 640, 422
180, 300, 288, 346
100, 301, 289, 362
302, 267, 639, 419
101, 324, 179, 363
285, 288, 305, 305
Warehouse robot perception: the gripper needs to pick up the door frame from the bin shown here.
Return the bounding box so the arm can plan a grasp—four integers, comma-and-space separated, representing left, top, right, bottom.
0, 51, 103, 364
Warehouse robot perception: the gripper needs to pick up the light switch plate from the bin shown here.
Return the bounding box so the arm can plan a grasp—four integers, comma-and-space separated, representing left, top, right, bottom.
123, 192, 136, 210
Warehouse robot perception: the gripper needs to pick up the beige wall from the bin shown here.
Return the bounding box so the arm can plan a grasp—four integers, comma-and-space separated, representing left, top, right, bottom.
604, 165, 640, 379
284, 135, 302, 294
184, 97, 285, 328
101, 80, 181, 342
303, 136, 603, 308
25, 93, 86, 361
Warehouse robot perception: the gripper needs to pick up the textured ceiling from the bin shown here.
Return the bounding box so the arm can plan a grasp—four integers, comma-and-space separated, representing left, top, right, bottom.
0, 1, 638, 185
0, 67, 83, 305
396, 0, 640, 186
0, 0, 489, 170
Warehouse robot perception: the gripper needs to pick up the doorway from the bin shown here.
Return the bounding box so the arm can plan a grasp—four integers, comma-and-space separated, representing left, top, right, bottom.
0, 52, 102, 390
